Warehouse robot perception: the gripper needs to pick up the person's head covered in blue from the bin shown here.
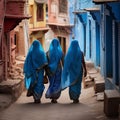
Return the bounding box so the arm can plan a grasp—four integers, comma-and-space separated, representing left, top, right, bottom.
31, 40, 47, 69
49, 38, 63, 60
23, 40, 47, 89
61, 39, 83, 90
48, 38, 63, 73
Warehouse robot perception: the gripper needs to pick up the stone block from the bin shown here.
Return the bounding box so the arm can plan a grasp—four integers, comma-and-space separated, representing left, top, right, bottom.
104, 90, 120, 117
94, 79, 105, 93
0, 79, 24, 101
96, 92, 104, 101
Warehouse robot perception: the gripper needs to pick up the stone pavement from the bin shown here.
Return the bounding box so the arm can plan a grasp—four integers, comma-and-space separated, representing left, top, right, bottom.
0, 60, 119, 120
0, 83, 120, 120
0, 94, 12, 111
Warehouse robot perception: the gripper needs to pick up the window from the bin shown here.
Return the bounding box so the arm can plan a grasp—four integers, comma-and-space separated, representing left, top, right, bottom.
46, 4, 48, 21
37, 4, 44, 21
51, 1, 57, 14
29, 5, 33, 24
58, 36, 66, 54
59, 0, 67, 14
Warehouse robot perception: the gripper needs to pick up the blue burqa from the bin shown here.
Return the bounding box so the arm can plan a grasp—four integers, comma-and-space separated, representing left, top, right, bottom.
45, 38, 63, 99
23, 40, 48, 100
61, 40, 83, 100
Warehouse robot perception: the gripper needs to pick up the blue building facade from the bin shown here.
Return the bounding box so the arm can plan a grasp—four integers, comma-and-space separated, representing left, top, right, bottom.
98, 2, 120, 91
69, 0, 120, 92
69, 0, 101, 67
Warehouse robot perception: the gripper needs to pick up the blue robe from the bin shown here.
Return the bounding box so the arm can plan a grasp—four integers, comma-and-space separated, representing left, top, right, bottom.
45, 38, 63, 99
61, 40, 83, 100
23, 40, 48, 100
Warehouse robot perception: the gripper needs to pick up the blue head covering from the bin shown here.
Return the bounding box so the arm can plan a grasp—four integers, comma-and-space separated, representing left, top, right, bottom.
61, 40, 83, 89
48, 38, 63, 73
23, 40, 47, 89
31, 40, 47, 69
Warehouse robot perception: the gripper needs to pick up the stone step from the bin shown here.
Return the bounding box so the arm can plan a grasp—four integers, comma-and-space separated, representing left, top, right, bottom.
86, 61, 95, 69
104, 90, 120, 117
96, 92, 104, 101
94, 76, 105, 93
82, 76, 94, 88
0, 79, 24, 101
89, 73, 101, 80
0, 94, 12, 111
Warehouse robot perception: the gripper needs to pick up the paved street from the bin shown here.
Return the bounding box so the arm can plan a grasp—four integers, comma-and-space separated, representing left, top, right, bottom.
0, 84, 119, 120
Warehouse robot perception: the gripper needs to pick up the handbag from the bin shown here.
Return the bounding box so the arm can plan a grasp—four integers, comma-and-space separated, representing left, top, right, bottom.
43, 75, 48, 84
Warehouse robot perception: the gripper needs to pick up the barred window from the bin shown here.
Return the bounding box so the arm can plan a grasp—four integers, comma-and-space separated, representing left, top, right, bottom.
59, 0, 67, 14
37, 4, 44, 21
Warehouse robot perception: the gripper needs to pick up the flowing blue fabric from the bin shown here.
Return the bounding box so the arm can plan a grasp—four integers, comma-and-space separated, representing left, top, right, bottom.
45, 38, 63, 99
23, 40, 48, 100
61, 40, 83, 100
48, 38, 63, 73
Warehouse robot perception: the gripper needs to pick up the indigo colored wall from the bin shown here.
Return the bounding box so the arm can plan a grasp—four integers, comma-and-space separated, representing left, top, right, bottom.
69, 0, 100, 65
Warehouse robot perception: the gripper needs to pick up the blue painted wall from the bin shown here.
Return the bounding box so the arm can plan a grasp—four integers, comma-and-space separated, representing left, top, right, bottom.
69, 0, 85, 52
68, 0, 101, 66
100, 3, 120, 91
68, 0, 120, 91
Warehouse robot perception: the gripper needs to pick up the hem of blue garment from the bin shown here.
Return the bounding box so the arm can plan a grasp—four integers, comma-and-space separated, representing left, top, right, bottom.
61, 78, 79, 91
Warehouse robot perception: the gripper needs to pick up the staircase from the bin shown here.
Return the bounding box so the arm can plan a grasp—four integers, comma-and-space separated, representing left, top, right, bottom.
83, 61, 105, 101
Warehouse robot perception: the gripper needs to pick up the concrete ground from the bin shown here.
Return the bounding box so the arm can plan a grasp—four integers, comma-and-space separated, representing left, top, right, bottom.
0, 83, 119, 120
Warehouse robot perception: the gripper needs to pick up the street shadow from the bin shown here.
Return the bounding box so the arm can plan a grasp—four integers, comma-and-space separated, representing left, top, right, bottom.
17, 101, 88, 110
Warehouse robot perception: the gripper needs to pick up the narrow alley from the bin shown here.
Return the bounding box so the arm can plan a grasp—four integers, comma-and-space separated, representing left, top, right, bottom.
0, 84, 109, 120
0, 60, 119, 120
0, 0, 120, 120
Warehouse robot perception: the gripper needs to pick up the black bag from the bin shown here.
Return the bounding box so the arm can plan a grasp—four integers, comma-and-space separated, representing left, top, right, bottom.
43, 75, 48, 84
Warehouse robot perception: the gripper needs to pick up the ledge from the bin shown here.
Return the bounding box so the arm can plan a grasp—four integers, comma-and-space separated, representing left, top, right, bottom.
93, 0, 119, 3
47, 22, 74, 27
84, 7, 100, 12
5, 14, 31, 19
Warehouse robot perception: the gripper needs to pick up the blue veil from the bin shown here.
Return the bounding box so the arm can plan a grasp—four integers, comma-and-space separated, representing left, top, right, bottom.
48, 38, 63, 73
31, 40, 47, 69
23, 40, 47, 89
61, 40, 83, 90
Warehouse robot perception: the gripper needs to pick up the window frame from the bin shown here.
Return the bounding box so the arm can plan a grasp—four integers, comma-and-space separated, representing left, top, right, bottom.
59, 0, 68, 14
37, 3, 44, 21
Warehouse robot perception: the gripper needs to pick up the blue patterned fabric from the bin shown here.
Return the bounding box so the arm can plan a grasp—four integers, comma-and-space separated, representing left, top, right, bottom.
23, 40, 48, 100
61, 40, 83, 100
45, 38, 63, 99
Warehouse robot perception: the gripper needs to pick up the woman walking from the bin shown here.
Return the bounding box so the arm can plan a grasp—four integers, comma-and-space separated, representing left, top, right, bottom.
45, 38, 64, 103
61, 40, 87, 103
23, 40, 48, 103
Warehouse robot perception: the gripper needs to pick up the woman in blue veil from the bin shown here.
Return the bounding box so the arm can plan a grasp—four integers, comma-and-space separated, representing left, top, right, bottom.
23, 40, 48, 103
45, 38, 64, 103
61, 40, 87, 103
